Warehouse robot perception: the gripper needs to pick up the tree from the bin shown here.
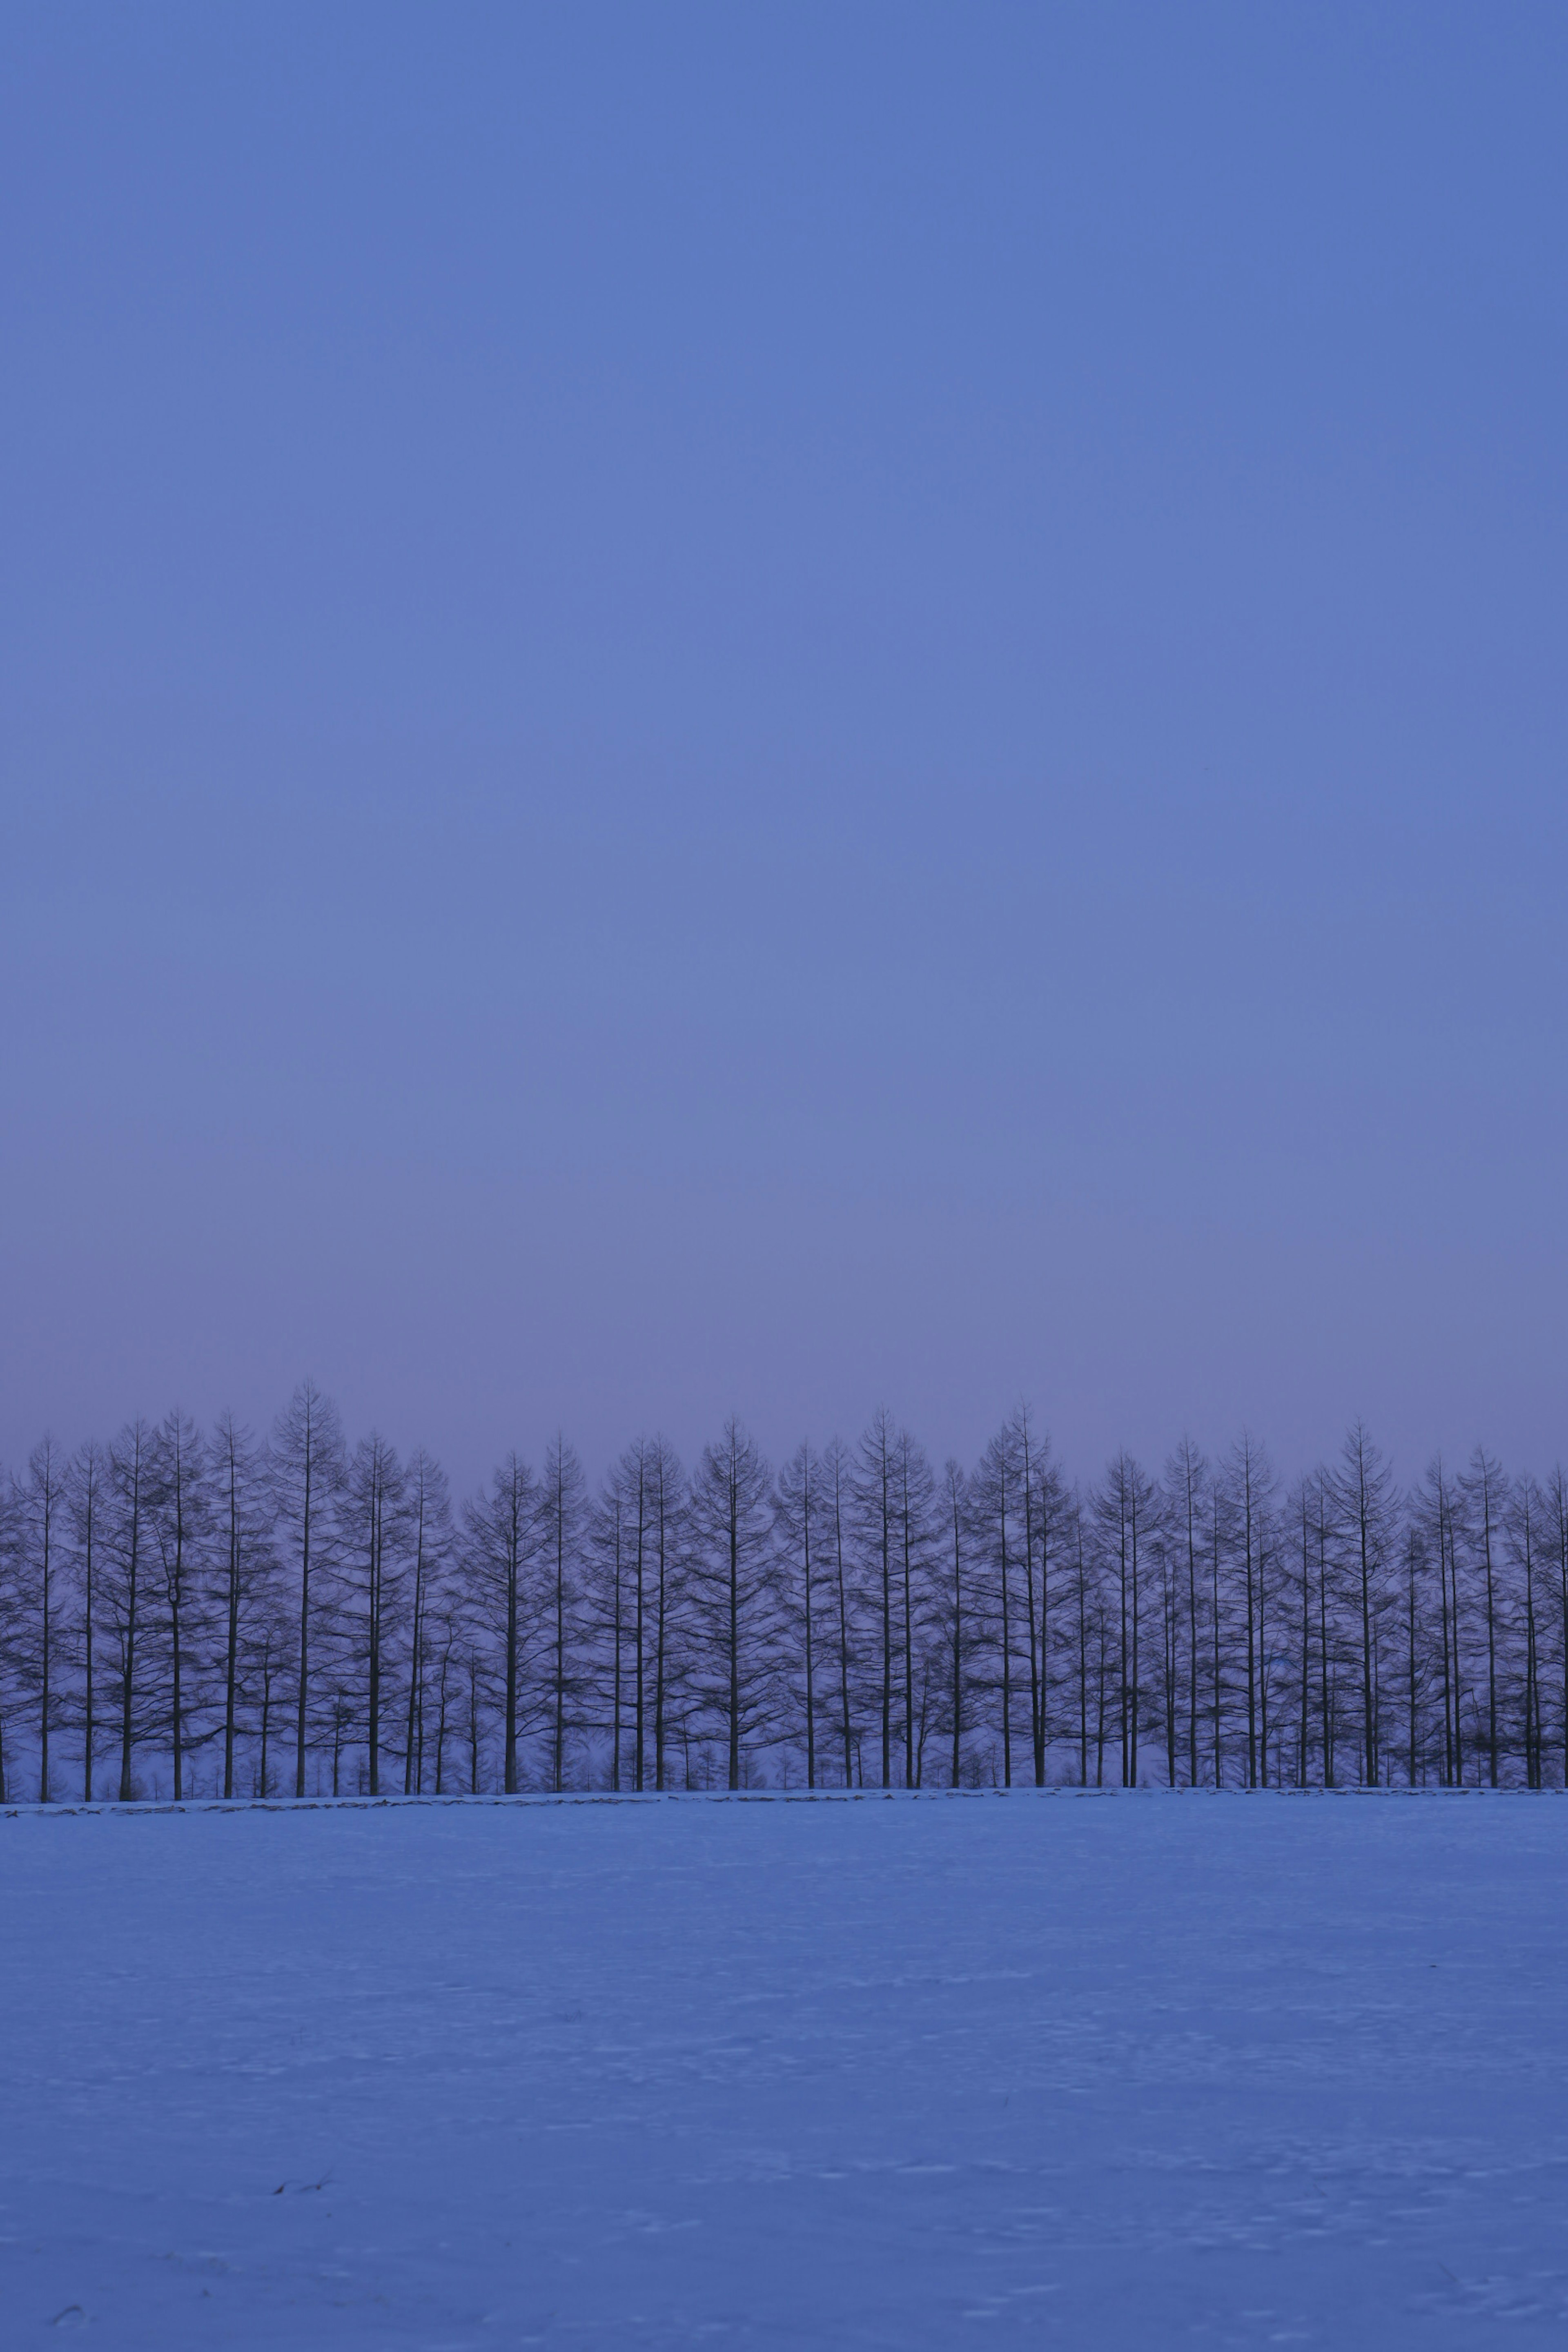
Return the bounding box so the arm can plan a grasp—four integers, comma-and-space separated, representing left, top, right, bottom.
1094, 1451, 1158, 1786
1220, 1434, 1276, 1788
1413, 1456, 1463, 1787
341, 1432, 408, 1797
776, 1441, 830, 1787
1333, 1422, 1397, 1786
1167, 1442, 1209, 1788
687, 1420, 777, 1790
13, 1437, 70, 1800
100, 1421, 158, 1800
1549, 1467, 1568, 1788
149, 1411, 210, 1802
646, 1437, 686, 1793
398, 1449, 452, 1795
597, 1436, 678, 1795
212, 1412, 277, 1800
1062, 1490, 1102, 1786
853, 1412, 901, 1787
1506, 1475, 1544, 1788
971, 1422, 1027, 1787
822, 1437, 858, 1787
0, 1468, 15, 1802
893, 1429, 937, 1786
933, 1458, 982, 1787
589, 1470, 628, 1790
539, 1437, 587, 1793
465, 1452, 539, 1794
271, 1381, 345, 1799
1021, 1416, 1069, 1786
1459, 1447, 1508, 1788
426, 1598, 461, 1794
68, 1441, 108, 1800
248, 1596, 292, 1797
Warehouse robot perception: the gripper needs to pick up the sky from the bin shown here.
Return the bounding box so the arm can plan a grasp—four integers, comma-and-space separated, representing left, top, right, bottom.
3, 3, 1566, 1495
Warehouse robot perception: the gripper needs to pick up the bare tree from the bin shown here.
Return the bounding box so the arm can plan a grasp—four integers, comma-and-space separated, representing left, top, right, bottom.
1167, 1441, 1210, 1787
971, 1422, 1027, 1787
776, 1441, 830, 1787
427, 1599, 460, 1794
589, 1472, 628, 1790
822, 1437, 858, 1788
688, 1420, 777, 1790
401, 1450, 452, 1795
647, 1437, 686, 1792
149, 1410, 210, 1802
0, 1467, 15, 1802
1021, 1416, 1069, 1786
340, 1432, 408, 1796
1550, 1467, 1568, 1788
211, 1413, 277, 1799
465, 1452, 539, 1794
1506, 1475, 1545, 1788
1219, 1434, 1276, 1788
1333, 1422, 1397, 1786
1094, 1450, 1158, 1786
539, 1437, 587, 1793
893, 1429, 937, 1787
1459, 1447, 1509, 1788
853, 1412, 901, 1787
13, 1437, 70, 1800
69, 1441, 107, 1800
933, 1458, 982, 1787
103, 1420, 154, 1801
271, 1380, 345, 1799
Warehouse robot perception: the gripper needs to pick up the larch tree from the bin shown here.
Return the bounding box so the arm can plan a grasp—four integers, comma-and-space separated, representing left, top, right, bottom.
1023, 1420, 1070, 1787
933, 1457, 982, 1788
14, 1436, 70, 1801
465, 1452, 539, 1795
646, 1437, 686, 1793
402, 1450, 453, 1795
688, 1419, 777, 1791
597, 1474, 628, 1791
1094, 1450, 1158, 1787
270, 1380, 345, 1799
150, 1410, 209, 1802
971, 1421, 1026, 1788
822, 1436, 858, 1788
1221, 1433, 1276, 1788
1506, 1475, 1544, 1788
854, 1412, 901, 1787
539, 1437, 588, 1794
1413, 1456, 1462, 1786
69, 1440, 107, 1800
104, 1420, 153, 1802
1548, 1466, 1568, 1787
893, 1428, 937, 1787
776, 1440, 829, 1788
1167, 1441, 1209, 1788
1459, 1447, 1509, 1788
212, 1413, 276, 1800
1333, 1422, 1397, 1786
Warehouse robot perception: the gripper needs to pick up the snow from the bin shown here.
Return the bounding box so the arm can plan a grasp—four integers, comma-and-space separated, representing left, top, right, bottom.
3, 1792, 1567, 2347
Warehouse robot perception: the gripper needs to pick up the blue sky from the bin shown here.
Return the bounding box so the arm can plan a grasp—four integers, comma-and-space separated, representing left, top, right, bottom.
3, 3, 1565, 1487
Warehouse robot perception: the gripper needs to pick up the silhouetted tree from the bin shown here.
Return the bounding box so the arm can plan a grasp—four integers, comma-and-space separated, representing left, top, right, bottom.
688, 1420, 777, 1790
13, 1436, 69, 1800
271, 1381, 345, 1799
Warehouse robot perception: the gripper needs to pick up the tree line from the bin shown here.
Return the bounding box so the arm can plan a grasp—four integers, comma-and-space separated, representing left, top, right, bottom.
0, 1383, 1562, 1802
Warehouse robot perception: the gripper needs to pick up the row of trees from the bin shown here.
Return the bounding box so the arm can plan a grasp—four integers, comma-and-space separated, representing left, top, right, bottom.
1, 1383, 1564, 1802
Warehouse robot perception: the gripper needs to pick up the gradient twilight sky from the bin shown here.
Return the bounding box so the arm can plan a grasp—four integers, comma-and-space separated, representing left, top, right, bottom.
3, 4, 1566, 1492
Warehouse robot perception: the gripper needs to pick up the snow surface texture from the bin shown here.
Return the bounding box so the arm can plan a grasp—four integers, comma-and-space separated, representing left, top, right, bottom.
3, 1793, 1566, 2348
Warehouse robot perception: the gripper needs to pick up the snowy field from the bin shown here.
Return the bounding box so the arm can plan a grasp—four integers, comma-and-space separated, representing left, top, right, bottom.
3, 1794, 1567, 2348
